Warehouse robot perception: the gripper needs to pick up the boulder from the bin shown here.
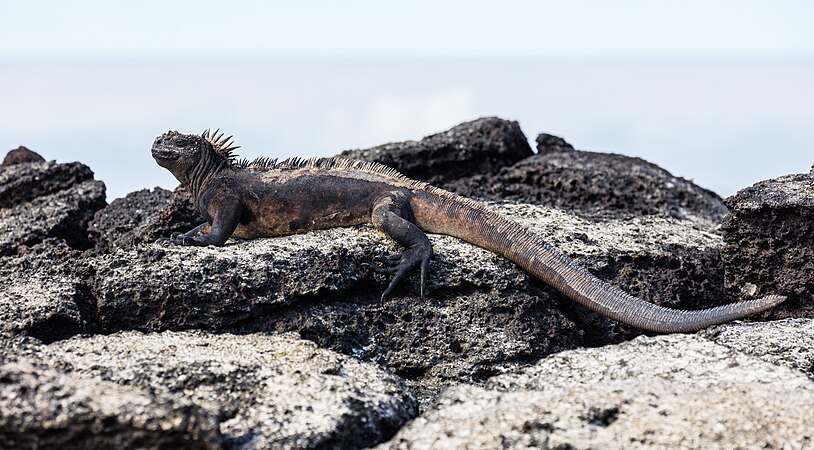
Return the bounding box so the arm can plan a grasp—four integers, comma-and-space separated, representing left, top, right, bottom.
447, 134, 728, 224
79, 202, 730, 402
2, 146, 45, 166
1, 331, 417, 449
0, 161, 106, 255
339, 117, 533, 185
0, 357, 219, 450
701, 318, 814, 377
378, 326, 814, 449
721, 172, 814, 318
0, 272, 95, 342
0, 160, 96, 209
535, 132, 575, 153
88, 186, 202, 253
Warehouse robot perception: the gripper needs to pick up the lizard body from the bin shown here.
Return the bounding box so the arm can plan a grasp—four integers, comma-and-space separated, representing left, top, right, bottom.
151, 130, 785, 333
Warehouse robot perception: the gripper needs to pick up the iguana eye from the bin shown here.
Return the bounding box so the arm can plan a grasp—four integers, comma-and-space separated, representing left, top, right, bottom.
176, 138, 189, 147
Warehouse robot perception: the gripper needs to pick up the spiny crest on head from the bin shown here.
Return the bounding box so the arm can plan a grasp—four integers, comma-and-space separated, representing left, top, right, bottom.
202, 128, 241, 162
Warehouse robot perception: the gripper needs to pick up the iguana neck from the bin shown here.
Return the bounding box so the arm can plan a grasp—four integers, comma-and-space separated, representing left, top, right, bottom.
187, 151, 228, 200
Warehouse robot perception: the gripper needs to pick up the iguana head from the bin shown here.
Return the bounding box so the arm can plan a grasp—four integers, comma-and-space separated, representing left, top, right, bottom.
152, 129, 239, 186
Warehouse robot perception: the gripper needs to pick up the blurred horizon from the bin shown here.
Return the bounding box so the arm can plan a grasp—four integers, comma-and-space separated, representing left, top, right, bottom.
1, 2, 812, 200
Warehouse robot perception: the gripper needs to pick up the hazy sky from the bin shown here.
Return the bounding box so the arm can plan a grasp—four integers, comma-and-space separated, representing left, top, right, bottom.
1, 2, 812, 200
2, 1, 813, 59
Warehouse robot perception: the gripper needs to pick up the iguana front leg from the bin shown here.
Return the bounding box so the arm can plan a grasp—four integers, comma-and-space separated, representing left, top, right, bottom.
370, 192, 433, 300
167, 195, 242, 247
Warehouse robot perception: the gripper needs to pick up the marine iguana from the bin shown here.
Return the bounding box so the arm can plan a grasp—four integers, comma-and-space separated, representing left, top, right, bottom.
151, 129, 786, 333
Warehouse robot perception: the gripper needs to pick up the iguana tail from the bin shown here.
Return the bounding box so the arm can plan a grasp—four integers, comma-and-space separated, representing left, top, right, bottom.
409, 190, 785, 333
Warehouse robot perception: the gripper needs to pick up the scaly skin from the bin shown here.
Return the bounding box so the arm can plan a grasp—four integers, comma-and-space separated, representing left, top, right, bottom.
152, 130, 786, 333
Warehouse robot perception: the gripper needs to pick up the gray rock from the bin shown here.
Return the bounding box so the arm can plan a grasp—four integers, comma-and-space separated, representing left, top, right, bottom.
339, 117, 533, 185
0, 160, 95, 208
339, 121, 725, 224
0, 272, 95, 342
84, 220, 579, 403
0, 358, 220, 450
701, 318, 814, 377
0, 161, 106, 255
78, 202, 737, 404
3, 331, 417, 449
535, 132, 575, 153
721, 171, 814, 319
447, 143, 728, 224
88, 185, 203, 253
378, 333, 814, 449
2, 146, 45, 166
0, 179, 106, 255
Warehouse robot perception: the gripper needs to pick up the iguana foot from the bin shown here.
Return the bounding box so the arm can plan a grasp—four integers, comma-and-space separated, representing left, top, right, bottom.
370, 245, 431, 300
156, 232, 197, 246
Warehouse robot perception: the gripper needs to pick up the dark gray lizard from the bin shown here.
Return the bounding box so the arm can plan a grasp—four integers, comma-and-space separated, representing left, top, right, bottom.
151, 129, 786, 333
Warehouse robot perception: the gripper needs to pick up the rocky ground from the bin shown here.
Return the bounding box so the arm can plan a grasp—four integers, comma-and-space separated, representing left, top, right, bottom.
1, 118, 812, 449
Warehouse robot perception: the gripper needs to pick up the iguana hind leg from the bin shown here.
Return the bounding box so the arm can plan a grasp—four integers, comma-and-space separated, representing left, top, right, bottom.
370, 193, 433, 300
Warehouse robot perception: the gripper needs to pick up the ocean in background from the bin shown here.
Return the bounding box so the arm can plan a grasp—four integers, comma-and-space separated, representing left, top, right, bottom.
1, 58, 811, 200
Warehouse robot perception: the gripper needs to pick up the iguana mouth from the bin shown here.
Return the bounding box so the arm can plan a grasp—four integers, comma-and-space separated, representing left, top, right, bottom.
151, 147, 181, 160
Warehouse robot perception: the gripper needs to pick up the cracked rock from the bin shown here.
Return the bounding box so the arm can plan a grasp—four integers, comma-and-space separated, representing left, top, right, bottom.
339, 117, 533, 185
1, 331, 417, 449
378, 330, 814, 449
721, 171, 814, 319
0, 160, 106, 255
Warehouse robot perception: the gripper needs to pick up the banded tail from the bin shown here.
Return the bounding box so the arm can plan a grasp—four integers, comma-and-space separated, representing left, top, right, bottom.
410, 190, 785, 333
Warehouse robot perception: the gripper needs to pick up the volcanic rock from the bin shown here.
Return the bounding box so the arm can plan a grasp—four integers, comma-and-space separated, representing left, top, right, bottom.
2, 146, 45, 166
339, 117, 533, 185
378, 324, 814, 449
721, 171, 814, 319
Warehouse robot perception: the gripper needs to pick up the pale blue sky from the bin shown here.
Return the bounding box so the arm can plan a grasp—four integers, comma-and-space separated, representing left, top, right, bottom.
1, 2, 812, 200
2, 1, 813, 59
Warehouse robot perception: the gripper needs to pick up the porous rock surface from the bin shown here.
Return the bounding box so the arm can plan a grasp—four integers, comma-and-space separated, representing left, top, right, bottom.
721, 171, 814, 319
83, 202, 729, 397
1, 331, 416, 449
447, 134, 728, 223
2, 119, 810, 448
0, 160, 106, 255
88, 185, 202, 253
379, 324, 814, 450
0, 272, 94, 342
340, 117, 533, 185
0, 358, 220, 450
340, 124, 727, 223
701, 318, 814, 377
2, 146, 45, 166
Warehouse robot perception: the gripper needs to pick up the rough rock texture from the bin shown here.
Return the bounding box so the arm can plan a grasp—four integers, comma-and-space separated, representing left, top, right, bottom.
339, 117, 533, 185
701, 318, 814, 378
535, 132, 576, 153
721, 172, 814, 318
0, 239, 89, 342
0, 160, 106, 255
0, 358, 219, 450
77, 202, 735, 403
88, 186, 202, 253
448, 135, 728, 223
379, 327, 814, 450
3, 120, 809, 448
0, 160, 96, 208
2, 146, 45, 165
1, 331, 417, 449
0, 272, 95, 342
83, 213, 575, 402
